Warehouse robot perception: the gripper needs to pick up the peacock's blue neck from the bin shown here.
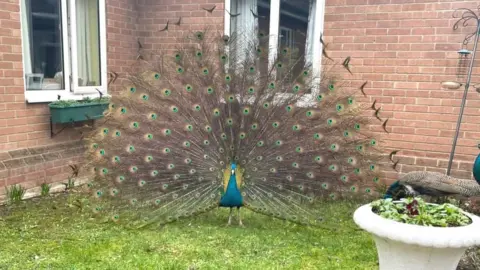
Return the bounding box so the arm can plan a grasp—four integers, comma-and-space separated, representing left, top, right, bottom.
473, 153, 480, 185
227, 175, 238, 190
384, 181, 400, 199
219, 174, 243, 207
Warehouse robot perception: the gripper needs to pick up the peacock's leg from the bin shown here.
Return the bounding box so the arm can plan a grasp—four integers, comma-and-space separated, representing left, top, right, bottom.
227, 207, 233, 226
237, 207, 244, 227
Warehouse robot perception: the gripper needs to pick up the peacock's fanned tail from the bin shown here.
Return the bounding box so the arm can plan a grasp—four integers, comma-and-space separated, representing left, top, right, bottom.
83, 29, 390, 227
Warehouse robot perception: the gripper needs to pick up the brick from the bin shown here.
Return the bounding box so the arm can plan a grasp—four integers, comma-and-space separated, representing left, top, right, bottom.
24, 155, 45, 165
0, 152, 10, 161
8, 148, 30, 158
8, 133, 27, 142
388, 28, 411, 35
376, 20, 399, 28
459, 162, 473, 171
449, 170, 472, 179
415, 128, 439, 136
61, 148, 84, 158
0, 169, 7, 180
415, 158, 437, 167
401, 165, 426, 173
7, 175, 26, 186
45, 167, 63, 177
47, 142, 77, 152
405, 105, 428, 113
25, 171, 46, 183
402, 4, 425, 12
428, 167, 447, 174
3, 158, 26, 169
42, 153, 62, 161
397, 156, 415, 165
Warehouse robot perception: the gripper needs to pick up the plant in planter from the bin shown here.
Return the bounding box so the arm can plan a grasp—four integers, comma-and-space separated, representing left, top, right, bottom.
372, 197, 471, 227
49, 96, 110, 124
354, 197, 480, 270
48, 95, 110, 137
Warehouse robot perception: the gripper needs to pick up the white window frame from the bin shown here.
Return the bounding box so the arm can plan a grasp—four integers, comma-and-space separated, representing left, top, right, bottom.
20, 0, 108, 103
70, 0, 108, 95
225, 0, 324, 75
224, 0, 325, 106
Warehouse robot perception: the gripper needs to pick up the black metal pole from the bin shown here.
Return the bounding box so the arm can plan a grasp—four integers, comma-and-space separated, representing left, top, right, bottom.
446, 20, 480, 175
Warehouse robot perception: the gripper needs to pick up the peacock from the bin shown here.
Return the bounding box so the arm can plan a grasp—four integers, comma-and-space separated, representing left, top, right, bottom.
83, 29, 392, 228
384, 153, 480, 200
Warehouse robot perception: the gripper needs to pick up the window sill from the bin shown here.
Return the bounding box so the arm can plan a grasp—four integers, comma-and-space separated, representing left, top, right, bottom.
25, 92, 110, 104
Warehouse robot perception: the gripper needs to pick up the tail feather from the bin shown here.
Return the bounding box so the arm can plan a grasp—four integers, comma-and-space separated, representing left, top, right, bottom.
84, 29, 391, 227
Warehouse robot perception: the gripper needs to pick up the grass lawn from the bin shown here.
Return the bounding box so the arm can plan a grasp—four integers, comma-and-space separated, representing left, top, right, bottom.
0, 192, 378, 269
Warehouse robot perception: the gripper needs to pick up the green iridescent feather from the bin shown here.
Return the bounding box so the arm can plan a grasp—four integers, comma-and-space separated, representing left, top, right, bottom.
83, 29, 390, 228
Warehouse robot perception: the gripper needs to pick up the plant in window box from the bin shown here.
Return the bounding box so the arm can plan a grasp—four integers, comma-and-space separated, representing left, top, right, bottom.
48, 95, 110, 124
353, 197, 480, 270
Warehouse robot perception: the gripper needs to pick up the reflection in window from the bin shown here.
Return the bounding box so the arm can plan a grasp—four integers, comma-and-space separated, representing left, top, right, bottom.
229, 0, 317, 74
76, 0, 101, 87
279, 0, 310, 75
21, 0, 64, 90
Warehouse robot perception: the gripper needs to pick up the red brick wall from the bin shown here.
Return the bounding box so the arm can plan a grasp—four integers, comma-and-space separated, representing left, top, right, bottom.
2, 0, 479, 197
136, 0, 224, 51
107, 0, 139, 92
0, 0, 139, 199
0, 0, 224, 200
0, 0, 32, 152
324, 0, 480, 182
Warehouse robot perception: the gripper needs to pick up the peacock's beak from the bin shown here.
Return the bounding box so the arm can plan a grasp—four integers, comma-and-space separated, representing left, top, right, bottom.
231, 169, 235, 175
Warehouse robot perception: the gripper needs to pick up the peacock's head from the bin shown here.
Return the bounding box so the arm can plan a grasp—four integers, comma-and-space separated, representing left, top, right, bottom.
384, 181, 399, 199
384, 181, 417, 200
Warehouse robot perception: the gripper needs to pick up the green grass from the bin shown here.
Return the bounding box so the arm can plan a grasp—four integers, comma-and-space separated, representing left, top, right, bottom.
0, 193, 378, 269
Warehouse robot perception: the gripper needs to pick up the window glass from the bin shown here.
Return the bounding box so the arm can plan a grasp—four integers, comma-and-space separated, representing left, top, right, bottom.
75, 0, 101, 87
279, 0, 311, 75
21, 0, 64, 90
230, 0, 318, 71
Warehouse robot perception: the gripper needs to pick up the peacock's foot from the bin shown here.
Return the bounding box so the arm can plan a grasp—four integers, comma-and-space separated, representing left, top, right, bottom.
239, 221, 244, 227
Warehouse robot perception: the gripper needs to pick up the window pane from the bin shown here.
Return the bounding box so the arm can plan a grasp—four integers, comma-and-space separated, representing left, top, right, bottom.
257, 0, 270, 42
257, 0, 270, 75
21, 0, 65, 91
279, 0, 311, 74
76, 0, 101, 87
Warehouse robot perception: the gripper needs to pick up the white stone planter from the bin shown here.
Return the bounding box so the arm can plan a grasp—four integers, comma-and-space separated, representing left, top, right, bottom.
353, 203, 480, 270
